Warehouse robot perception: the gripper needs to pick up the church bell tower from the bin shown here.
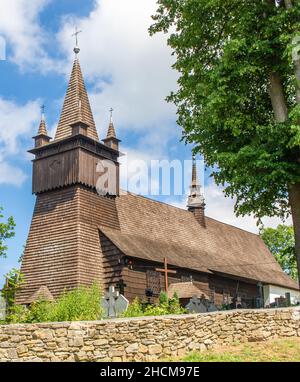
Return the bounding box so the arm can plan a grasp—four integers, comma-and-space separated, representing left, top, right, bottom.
17, 38, 122, 304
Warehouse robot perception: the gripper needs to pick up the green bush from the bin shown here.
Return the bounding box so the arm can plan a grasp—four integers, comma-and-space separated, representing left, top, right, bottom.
122, 291, 187, 318
122, 297, 144, 318
6, 283, 104, 324
49, 283, 103, 322
5, 304, 29, 324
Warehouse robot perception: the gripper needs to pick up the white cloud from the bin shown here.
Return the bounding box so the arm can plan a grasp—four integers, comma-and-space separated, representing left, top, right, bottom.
0, 161, 27, 186
57, 0, 178, 136
0, 0, 58, 72
0, 97, 40, 185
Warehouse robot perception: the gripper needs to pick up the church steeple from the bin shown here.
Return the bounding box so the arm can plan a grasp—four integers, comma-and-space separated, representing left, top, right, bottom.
187, 155, 206, 227
33, 105, 51, 148
29, 32, 121, 196
54, 36, 99, 141
102, 108, 121, 150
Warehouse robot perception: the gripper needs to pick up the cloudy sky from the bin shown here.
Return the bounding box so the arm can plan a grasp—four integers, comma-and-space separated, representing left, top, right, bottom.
0, 0, 290, 284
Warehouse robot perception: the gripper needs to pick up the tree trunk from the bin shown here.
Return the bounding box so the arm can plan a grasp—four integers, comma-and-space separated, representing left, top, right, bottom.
266, 1, 300, 286
284, 0, 293, 9
267, 71, 300, 284
289, 183, 300, 285
295, 59, 300, 103
268, 72, 289, 122
284, 0, 300, 103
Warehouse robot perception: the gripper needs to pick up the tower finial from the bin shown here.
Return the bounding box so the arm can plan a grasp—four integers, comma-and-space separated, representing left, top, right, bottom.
109, 107, 114, 123
72, 26, 82, 56
41, 104, 45, 122
41, 104, 46, 121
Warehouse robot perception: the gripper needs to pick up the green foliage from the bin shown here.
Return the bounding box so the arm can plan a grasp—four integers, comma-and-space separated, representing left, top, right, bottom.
5, 283, 104, 324
122, 291, 186, 318
122, 297, 144, 317
1, 268, 23, 310
6, 304, 29, 324
159, 291, 169, 305
260, 224, 298, 280
150, 1, 300, 221
47, 283, 103, 322
0, 207, 15, 258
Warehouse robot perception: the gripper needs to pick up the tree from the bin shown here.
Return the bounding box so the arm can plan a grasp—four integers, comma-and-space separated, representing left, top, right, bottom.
0, 207, 15, 258
260, 224, 298, 280
150, 1, 300, 282
1, 268, 23, 311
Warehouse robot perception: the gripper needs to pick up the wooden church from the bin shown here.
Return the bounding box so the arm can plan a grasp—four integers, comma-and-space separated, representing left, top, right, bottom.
16, 44, 299, 309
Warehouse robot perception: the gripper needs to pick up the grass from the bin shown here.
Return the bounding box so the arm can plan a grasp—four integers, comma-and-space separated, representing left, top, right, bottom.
179, 338, 300, 362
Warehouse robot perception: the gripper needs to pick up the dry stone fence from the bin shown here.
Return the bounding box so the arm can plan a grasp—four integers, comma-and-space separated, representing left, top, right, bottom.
0, 307, 300, 362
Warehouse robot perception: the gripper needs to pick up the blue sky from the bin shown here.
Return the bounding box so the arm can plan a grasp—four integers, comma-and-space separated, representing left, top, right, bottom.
0, 0, 287, 285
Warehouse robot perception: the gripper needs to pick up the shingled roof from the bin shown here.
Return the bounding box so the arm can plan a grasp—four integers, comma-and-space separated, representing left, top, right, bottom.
100, 191, 299, 291
26, 285, 54, 304
167, 282, 209, 299
55, 58, 99, 141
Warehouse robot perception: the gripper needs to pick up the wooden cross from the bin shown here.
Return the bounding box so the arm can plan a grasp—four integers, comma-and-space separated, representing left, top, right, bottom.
155, 257, 176, 293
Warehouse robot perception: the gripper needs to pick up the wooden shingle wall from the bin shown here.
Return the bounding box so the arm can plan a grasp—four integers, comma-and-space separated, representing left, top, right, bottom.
17, 186, 120, 304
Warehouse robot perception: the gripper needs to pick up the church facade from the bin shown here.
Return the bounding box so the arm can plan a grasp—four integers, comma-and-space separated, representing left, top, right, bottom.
16, 46, 299, 309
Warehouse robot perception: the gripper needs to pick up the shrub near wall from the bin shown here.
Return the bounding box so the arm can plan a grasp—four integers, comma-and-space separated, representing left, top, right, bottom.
0, 307, 300, 362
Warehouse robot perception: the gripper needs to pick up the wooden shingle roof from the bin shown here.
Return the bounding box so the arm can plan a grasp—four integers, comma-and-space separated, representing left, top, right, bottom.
55, 58, 99, 141
100, 191, 299, 291
26, 285, 54, 304
167, 282, 209, 299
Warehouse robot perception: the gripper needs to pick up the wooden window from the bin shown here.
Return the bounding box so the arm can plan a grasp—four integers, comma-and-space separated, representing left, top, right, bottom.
146, 270, 161, 296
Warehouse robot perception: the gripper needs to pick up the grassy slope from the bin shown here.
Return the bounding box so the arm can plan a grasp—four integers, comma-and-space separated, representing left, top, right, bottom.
180, 338, 300, 362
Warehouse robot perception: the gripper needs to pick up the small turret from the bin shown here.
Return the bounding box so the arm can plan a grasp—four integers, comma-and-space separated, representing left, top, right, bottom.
187, 155, 206, 227
33, 105, 51, 148
102, 108, 121, 151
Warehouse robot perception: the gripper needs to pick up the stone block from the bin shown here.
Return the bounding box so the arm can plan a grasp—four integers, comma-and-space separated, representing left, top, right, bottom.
125, 343, 139, 353
148, 344, 163, 355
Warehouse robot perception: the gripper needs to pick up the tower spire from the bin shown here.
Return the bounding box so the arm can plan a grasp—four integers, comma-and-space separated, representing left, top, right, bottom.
107, 108, 117, 138
187, 155, 206, 227
54, 37, 99, 141
37, 105, 48, 136
34, 105, 51, 148
102, 108, 121, 150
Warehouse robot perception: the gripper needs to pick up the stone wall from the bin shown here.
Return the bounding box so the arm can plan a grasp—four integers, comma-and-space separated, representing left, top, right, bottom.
0, 307, 300, 362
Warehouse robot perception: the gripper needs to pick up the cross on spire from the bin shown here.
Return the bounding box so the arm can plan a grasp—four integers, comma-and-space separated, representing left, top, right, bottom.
109, 107, 114, 123
72, 27, 82, 56
40, 104, 45, 121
